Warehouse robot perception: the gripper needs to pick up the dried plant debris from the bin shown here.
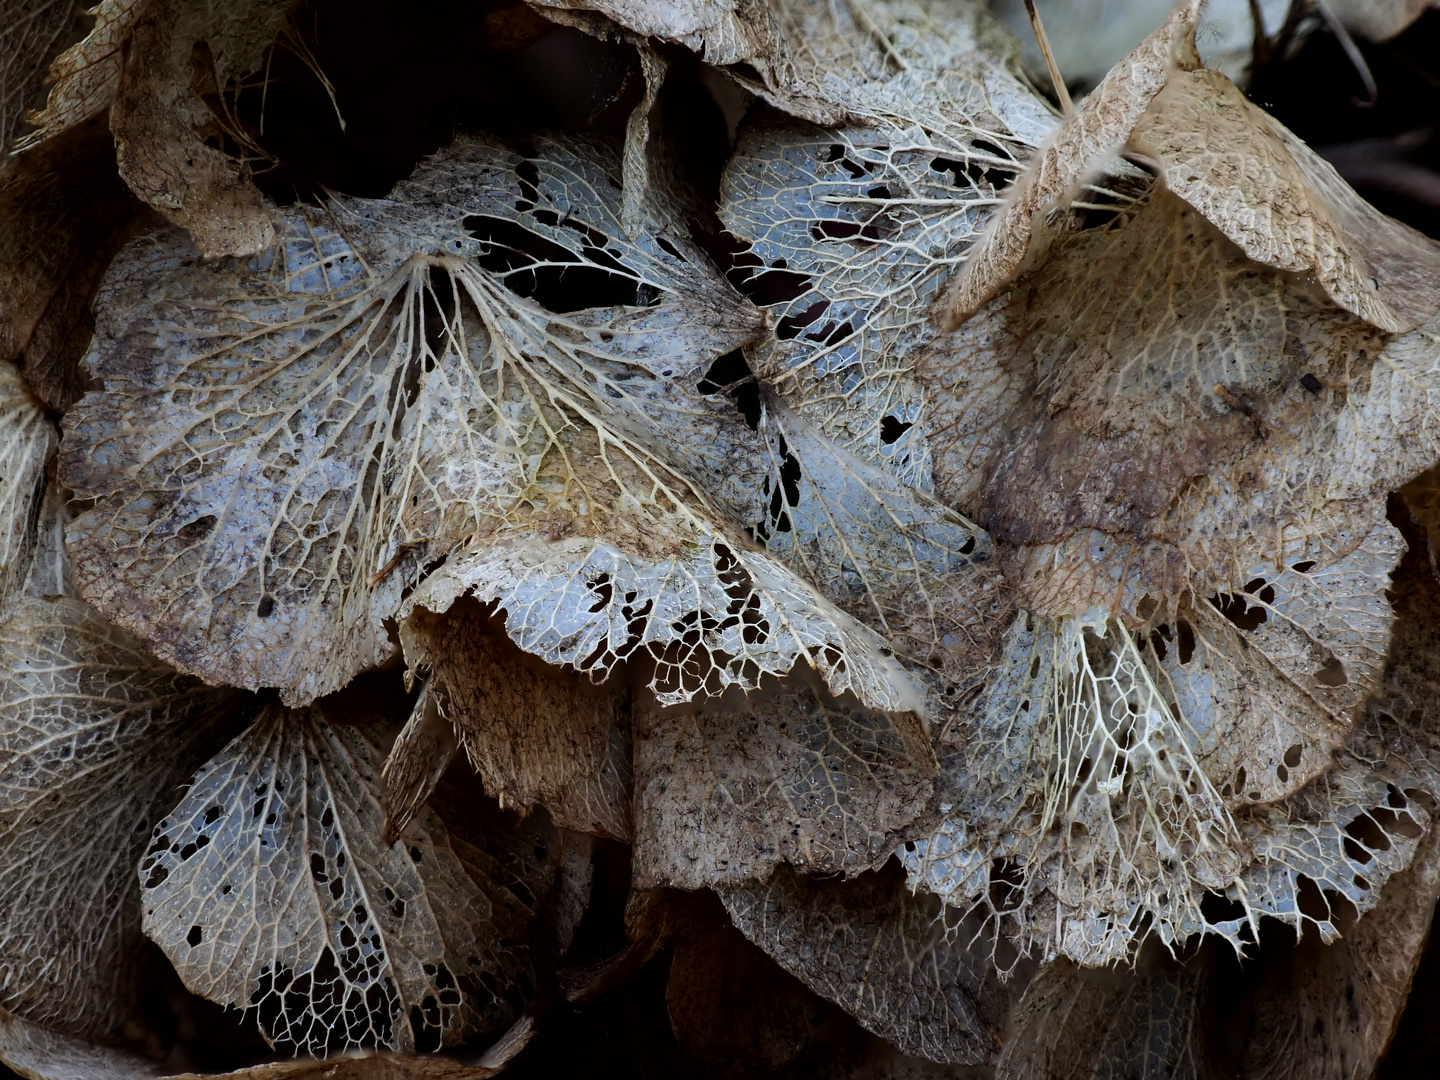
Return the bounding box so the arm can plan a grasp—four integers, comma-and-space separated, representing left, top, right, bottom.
0, 115, 145, 411
11, 0, 147, 150
140, 705, 557, 1056
0, 594, 240, 1040
0, 0, 89, 153
16, 0, 291, 256
0, 1006, 158, 1080
61, 130, 930, 712
997, 822, 1440, 1080
632, 676, 934, 888
719, 863, 1012, 1066
0, 361, 52, 621
397, 600, 632, 841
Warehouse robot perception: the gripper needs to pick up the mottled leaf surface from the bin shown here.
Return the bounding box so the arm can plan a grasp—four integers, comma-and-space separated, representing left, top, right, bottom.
718, 863, 1008, 1065
633, 677, 934, 888
0, 595, 239, 1039
140, 706, 556, 1055
399, 600, 632, 841
63, 132, 924, 712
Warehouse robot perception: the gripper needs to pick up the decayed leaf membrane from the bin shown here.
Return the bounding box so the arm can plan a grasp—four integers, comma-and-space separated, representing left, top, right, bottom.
397, 599, 633, 841
718, 862, 1012, 1066
140, 705, 558, 1056
631, 672, 935, 888
888, 0, 1440, 963
0, 361, 52, 621
0, 593, 240, 1040
0, 1006, 157, 1080
63, 131, 923, 713
718, 0, 1052, 489
381, 679, 459, 844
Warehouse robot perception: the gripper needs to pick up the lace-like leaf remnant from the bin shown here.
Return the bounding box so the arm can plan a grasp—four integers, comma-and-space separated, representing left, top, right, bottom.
0, 362, 51, 622
718, 863, 1010, 1066
0, 0, 86, 152
0, 595, 239, 1040
631, 676, 935, 889
140, 706, 557, 1056
718, 0, 1053, 489
399, 600, 633, 841
62, 132, 924, 713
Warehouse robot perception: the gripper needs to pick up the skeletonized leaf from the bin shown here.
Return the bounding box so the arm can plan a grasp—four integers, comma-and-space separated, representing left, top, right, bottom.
717, 0, 1050, 488
0, 595, 239, 1039
0, 360, 52, 620
398, 600, 632, 841
140, 706, 557, 1055
1222, 814, 1440, 1080
996, 818, 1440, 1080
718, 862, 1010, 1066
0, 115, 144, 411
632, 675, 935, 888
12, 0, 147, 150
63, 132, 921, 713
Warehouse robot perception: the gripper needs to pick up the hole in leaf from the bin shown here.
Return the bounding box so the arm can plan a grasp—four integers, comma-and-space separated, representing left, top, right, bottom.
465, 214, 656, 312
879, 415, 912, 444
187, 925, 203, 947
1314, 656, 1349, 686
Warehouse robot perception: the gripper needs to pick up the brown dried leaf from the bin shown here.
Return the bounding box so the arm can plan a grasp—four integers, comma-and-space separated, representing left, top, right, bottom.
941, 0, 1440, 332
13, 0, 147, 150
0, 1007, 157, 1080
109, 0, 279, 257
0, 361, 52, 621
718, 862, 1010, 1066
380, 680, 458, 844
632, 676, 935, 888
0, 115, 145, 411
995, 951, 1205, 1080
666, 915, 830, 1074
62, 132, 920, 713
139, 705, 558, 1056
398, 600, 632, 841
0, 594, 239, 1040
0, 0, 89, 152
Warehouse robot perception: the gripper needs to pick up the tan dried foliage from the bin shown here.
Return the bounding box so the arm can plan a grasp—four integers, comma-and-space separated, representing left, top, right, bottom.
380, 680, 459, 844
61, 132, 926, 713
0, 115, 144, 411
398, 600, 632, 841
109, 0, 279, 258
0, 1006, 158, 1080
0, 360, 52, 621
632, 675, 934, 889
0, 594, 240, 1040
0, 0, 89, 152
139, 705, 558, 1056
718, 863, 1011, 1066
17, 0, 290, 256
13, 0, 146, 150
996, 950, 1205, 1080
